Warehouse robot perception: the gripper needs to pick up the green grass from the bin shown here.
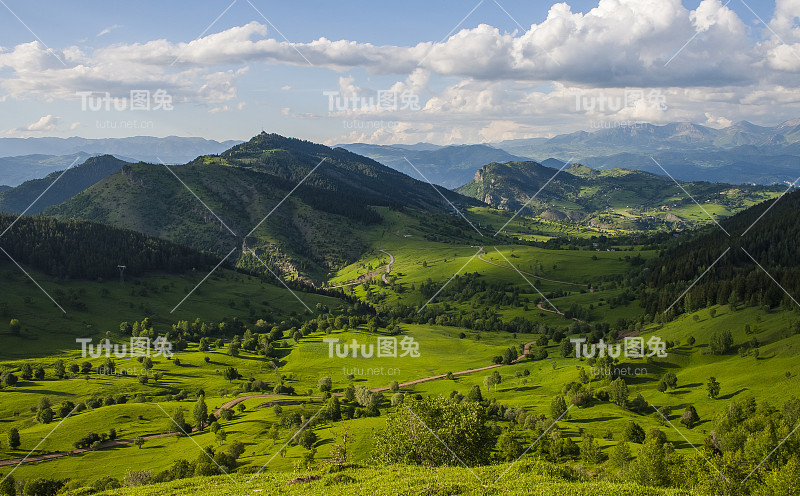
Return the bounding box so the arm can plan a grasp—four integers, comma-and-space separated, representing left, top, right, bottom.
77, 461, 694, 496
0, 266, 342, 359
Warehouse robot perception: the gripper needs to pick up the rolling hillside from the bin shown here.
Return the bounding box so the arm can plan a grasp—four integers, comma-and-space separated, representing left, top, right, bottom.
45, 133, 482, 283
457, 161, 784, 231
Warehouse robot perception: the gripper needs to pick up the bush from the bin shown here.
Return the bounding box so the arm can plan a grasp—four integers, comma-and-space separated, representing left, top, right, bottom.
623, 421, 645, 444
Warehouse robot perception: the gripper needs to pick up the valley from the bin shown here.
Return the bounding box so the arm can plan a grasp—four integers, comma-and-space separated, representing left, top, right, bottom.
0, 133, 798, 496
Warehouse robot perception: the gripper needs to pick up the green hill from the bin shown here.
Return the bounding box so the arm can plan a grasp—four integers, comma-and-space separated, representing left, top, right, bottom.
46, 133, 482, 283
457, 161, 783, 231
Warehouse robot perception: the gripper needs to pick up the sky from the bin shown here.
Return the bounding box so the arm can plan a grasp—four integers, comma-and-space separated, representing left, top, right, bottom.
0, 0, 798, 145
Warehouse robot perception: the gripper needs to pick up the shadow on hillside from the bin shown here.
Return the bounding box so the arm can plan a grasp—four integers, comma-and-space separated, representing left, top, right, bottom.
511, 385, 540, 392
719, 388, 748, 400
679, 383, 702, 389
10, 388, 70, 396
570, 416, 621, 423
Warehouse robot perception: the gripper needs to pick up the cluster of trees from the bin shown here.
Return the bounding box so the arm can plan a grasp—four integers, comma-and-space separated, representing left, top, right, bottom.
0, 213, 216, 280
643, 189, 800, 316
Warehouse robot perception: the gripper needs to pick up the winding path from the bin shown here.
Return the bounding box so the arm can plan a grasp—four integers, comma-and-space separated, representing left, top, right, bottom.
328, 250, 394, 289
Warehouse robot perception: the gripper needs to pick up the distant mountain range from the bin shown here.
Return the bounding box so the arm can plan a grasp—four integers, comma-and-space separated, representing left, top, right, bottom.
339, 120, 800, 187
0, 155, 129, 214
0, 136, 241, 186
337, 143, 526, 188
0, 153, 96, 187
490, 120, 800, 185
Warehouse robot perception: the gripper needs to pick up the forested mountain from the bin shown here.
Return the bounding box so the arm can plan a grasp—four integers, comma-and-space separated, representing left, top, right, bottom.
338, 143, 526, 188
457, 160, 783, 230
643, 189, 800, 317
0, 213, 215, 280
46, 133, 482, 282
0, 155, 129, 214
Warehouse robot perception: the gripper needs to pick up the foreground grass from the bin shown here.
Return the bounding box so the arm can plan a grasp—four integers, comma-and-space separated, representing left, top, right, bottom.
84, 462, 692, 496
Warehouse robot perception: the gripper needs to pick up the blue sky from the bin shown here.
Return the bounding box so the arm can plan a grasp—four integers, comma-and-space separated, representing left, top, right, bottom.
0, 0, 797, 144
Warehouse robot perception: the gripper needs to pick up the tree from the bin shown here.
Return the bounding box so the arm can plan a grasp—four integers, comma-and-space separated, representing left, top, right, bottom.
9, 319, 20, 336
687, 336, 696, 346
709, 330, 733, 355
21, 363, 32, 380
467, 384, 483, 403
194, 396, 208, 431
609, 377, 629, 407
389, 380, 400, 393
680, 405, 700, 429
215, 429, 227, 445
661, 371, 678, 390
58, 401, 75, 418
1, 372, 17, 388
134, 436, 145, 449
0, 473, 14, 496
706, 377, 721, 399
496, 431, 523, 462
629, 438, 669, 486
581, 434, 602, 464
7, 428, 20, 449
53, 360, 66, 379
343, 384, 356, 402
623, 421, 645, 443
560, 340, 573, 358
223, 367, 239, 383
550, 395, 568, 420
491, 370, 502, 391
609, 441, 632, 469
33, 366, 45, 380
373, 396, 496, 467
483, 375, 495, 393
298, 429, 317, 450
36, 406, 54, 424
326, 397, 342, 421
169, 408, 189, 433
219, 408, 233, 421
317, 376, 332, 393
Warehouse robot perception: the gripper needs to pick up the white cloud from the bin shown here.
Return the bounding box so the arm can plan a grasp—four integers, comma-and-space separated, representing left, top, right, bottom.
69, 121, 80, 130
97, 25, 121, 37
20, 114, 60, 132
704, 112, 732, 128
0, 0, 798, 144
237, 101, 246, 110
